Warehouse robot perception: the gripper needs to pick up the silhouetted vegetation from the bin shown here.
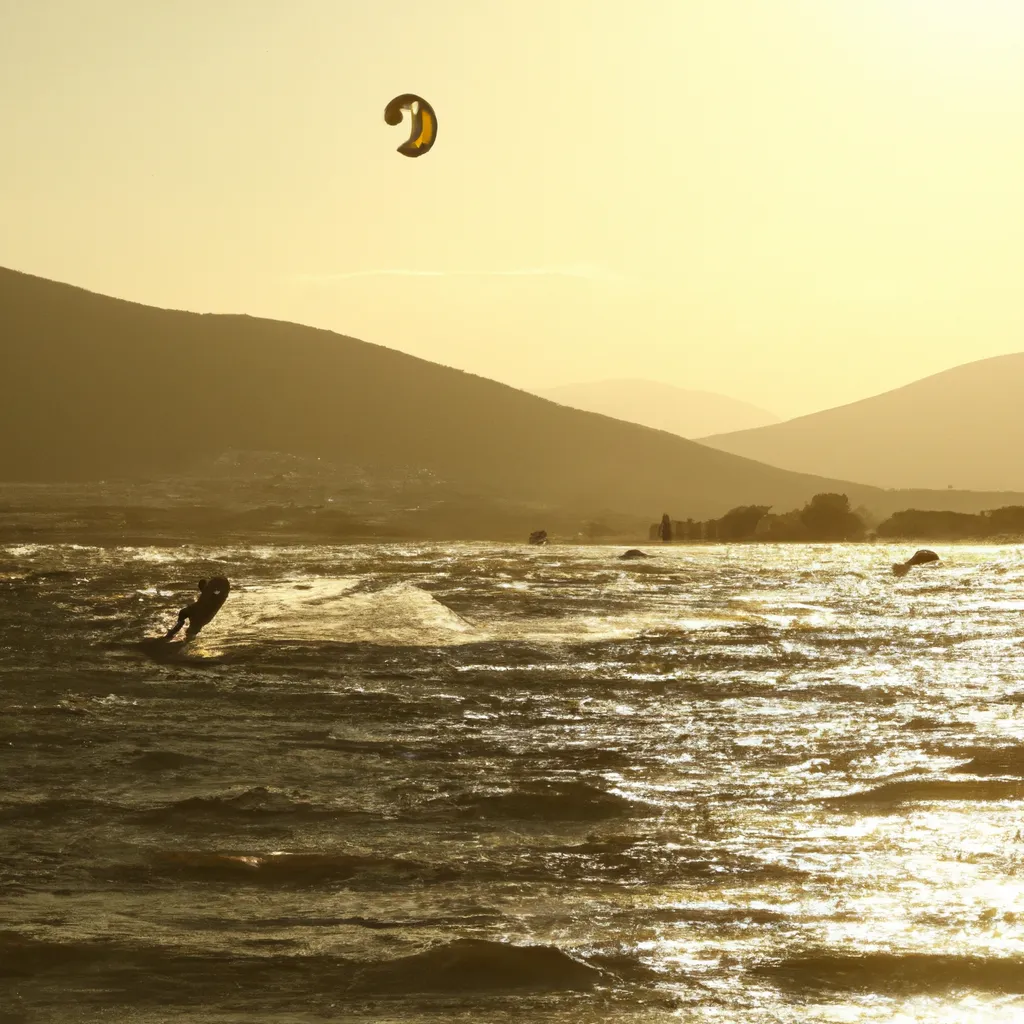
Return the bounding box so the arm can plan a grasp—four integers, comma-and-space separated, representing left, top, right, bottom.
876, 506, 1024, 540
799, 492, 866, 541
651, 493, 865, 542
651, 499, 1024, 543
659, 514, 673, 542
718, 504, 772, 540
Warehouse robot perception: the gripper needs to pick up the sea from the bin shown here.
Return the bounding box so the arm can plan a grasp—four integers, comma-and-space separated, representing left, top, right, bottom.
3, 541, 1024, 1023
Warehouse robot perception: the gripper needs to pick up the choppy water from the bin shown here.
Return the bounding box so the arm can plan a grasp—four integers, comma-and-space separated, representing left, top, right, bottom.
3, 542, 1024, 1023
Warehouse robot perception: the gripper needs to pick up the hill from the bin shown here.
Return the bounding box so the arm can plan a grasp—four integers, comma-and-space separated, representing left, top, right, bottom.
533, 379, 779, 438
4, 265, 1024, 538
699, 353, 1024, 492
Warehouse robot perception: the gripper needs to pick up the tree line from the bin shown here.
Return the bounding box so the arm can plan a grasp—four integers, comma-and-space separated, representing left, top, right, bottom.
650, 495, 1024, 543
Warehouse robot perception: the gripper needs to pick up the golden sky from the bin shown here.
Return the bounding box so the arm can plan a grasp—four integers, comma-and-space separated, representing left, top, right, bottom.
3, 0, 1024, 416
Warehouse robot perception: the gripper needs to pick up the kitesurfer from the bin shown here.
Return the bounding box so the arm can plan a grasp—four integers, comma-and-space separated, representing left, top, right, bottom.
892, 550, 940, 577
164, 577, 231, 640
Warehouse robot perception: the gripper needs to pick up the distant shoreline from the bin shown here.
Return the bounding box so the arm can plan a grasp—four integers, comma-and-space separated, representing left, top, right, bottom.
2, 486, 1024, 548
2, 522, 1023, 548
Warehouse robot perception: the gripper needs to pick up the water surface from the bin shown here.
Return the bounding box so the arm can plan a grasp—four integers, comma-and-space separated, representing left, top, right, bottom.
3, 542, 1024, 1022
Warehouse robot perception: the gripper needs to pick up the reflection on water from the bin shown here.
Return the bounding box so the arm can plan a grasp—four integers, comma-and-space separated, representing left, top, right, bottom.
1, 542, 1024, 1022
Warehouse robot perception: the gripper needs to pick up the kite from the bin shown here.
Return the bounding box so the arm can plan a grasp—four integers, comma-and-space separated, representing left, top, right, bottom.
384, 94, 437, 158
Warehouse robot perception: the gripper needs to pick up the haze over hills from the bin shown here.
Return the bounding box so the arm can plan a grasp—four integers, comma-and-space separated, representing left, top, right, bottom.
699, 353, 1024, 493
533, 380, 780, 438
3, 265, 1024, 538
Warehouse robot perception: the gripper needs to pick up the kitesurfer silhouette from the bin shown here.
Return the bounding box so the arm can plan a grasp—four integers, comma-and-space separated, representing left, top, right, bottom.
164, 577, 231, 640
892, 550, 940, 578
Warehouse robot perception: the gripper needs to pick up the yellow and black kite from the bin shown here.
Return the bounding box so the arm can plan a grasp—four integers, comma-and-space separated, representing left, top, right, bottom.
384, 94, 437, 158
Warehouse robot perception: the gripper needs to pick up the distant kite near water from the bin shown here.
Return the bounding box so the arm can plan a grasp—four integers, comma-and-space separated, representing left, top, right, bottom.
384, 94, 437, 158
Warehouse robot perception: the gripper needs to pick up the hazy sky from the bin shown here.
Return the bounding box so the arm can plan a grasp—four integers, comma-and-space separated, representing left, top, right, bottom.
3, 1, 1024, 417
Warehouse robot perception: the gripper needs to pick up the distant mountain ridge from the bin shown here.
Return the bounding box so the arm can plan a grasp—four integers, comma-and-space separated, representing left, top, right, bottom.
3, 265, 1023, 536
534, 379, 779, 438
699, 353, 1024, 492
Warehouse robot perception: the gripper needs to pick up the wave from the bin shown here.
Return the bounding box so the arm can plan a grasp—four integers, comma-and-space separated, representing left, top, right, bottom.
447, 781, 644, 822
953, 746, 1024, 777
0, 930, 101, 979
510, 745, 636, 772
132, 786, 351, 824
757, 950, 1024, 994
23, 569, 78, 583
826, 778, 1024, 808
253, 911, 505, 930
544, 835, 808, 884
619, 905, 789, 926
302, 736, 639, 770
141, 849, 436, 886
0, 931, 614, 997
153, 575, 737, 652
0, 797, 122, 824
127, 749, 215, 772
206, 579, 476, 648
347, 938, 606, 994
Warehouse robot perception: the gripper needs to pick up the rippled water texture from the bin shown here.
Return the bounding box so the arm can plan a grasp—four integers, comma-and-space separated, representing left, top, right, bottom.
3, 542, 1024, 1023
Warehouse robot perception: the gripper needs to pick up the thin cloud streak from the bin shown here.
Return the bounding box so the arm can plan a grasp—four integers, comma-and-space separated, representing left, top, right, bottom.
292, 264, 623, 285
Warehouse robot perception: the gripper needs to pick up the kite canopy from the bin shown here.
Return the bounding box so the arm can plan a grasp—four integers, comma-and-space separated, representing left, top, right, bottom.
384, 94, 437, 158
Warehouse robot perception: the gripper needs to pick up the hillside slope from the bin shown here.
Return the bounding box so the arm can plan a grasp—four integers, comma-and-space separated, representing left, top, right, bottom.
700, 354, 1024, 491
3, 266, 1022, 524
534, 379, 779, 438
